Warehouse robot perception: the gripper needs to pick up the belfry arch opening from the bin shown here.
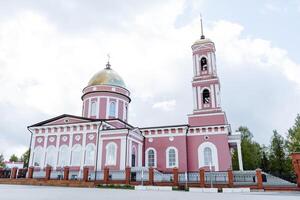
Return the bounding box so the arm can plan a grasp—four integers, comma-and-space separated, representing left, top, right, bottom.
202, 89, 210, 104
200, 57, 208, 71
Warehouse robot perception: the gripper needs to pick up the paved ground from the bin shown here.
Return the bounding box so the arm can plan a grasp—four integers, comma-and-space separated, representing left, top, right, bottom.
0, 184, 300, 200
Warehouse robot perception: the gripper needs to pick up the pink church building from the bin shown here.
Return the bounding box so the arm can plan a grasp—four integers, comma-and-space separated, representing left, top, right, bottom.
27, 30, 243, 177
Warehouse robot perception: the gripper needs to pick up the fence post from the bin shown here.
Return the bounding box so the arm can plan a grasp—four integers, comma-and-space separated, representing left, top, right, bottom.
104, 167, 109, 184
256, 168, 263, 190
149, 168, 154, 185
227, 169, 233, 188
199, 168, 205, 187
290, 153, 300, 187
83, 167, 89, 182
125, 167, 131, 185
63, 167, 69, 180
27, 167, 34, 179
11, 167, 18, 179
45, 166, 52, 181
173, 168, 179, 186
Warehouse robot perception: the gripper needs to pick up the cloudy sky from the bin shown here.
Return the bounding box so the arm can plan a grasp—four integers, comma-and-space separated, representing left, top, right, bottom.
0, 0, 299, 159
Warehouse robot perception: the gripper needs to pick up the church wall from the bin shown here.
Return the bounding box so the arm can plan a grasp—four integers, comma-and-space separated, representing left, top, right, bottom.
187, 134, 232, 171
145, 135, 187, 172
101, 139, 121, 170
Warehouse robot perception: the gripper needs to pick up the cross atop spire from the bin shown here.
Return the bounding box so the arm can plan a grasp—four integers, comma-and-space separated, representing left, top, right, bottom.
200, 14, 205, 39
106, 53, 111, 69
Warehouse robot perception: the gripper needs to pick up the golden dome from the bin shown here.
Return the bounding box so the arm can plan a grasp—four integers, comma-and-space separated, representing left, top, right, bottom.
87, 63, 126, 88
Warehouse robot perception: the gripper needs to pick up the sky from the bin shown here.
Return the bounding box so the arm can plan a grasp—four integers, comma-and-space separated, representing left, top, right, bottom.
0, 0, 299, 159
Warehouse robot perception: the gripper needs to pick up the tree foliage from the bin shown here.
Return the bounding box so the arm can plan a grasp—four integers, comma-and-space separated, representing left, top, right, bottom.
237, 126, 262, 170
9, 154, 19, 162
20, 149, 30, 168
286, 114, 300, 153
0, 153, 5, 168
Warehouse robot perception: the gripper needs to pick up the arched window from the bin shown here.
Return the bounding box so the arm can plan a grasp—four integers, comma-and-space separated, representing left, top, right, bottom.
131, 146, 136, 167
71, 145, 82, 166
166, 147, 178, 168
109, 101, 116, 117
204, 147, 212, 166
33, 147, 43, 167
198, 142, 219, 171
146, 148, 156, 167
200, 57, 208, 71
105, 142, 117, 165
202, 89, 210, 104
85, 144, 95, 165
90, 101, 97, 116
46, 146, 57, 167
58, 145, 70, 167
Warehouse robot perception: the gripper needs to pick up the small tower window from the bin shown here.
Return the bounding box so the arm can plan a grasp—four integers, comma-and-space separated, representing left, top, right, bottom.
202, 89, 210, 104
109, 102, 116, 117
90, 101, 96, 116
200, 57, 208, 71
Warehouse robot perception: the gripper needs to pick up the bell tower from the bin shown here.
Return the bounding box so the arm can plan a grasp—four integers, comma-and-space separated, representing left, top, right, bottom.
188, 17, 228, 126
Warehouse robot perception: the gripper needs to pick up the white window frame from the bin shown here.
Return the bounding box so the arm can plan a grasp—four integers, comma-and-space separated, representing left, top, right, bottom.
33, 146, 43, 167
145, 148, 157, 168
71, 144, 82, 166
45, 145, 57, 167
198, 142, 219, 171
105, 142, 117, 166
58, 145, 70, 167
166, 146, 178, 168
109, 101, 116, 117
90, 101, 97, 116
84, 144, 96, 166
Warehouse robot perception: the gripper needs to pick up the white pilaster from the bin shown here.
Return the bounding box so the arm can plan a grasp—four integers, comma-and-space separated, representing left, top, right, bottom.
29, 135, 36, 167
193, 55, 196, 76
54, 135, 60, 170
128, 140, 132, 167
80, 132, 87, 169
196, 54, 199, 76
68, 134, 73, 166
41, 136, 47, 169
237, 141, 244, 171
193, 87, 197, 110
138, 143, 142, 167
97, 138, 103, 171
208, 53, 211, 74
197, 86, 202, 109
210, 84, 216, 108
120, 137, 126, 170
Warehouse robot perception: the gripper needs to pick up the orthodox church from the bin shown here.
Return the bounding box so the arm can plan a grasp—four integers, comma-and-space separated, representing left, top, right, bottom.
28, 24, 243, 175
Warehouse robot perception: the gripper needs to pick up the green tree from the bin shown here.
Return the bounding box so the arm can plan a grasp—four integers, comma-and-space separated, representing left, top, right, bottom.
9, 154, 19, 162
236, 126, 262, 170
260, 145, 270, 173
269, 130, 294, 181
286, 114, 300, 153
0, 153, 5, 168
20, 149, 30, 168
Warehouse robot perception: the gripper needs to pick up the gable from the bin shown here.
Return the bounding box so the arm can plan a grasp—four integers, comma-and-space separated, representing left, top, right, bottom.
29, 114, 97, 127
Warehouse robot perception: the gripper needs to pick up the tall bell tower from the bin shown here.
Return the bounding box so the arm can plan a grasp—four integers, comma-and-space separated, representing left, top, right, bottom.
188, 17, 228, 127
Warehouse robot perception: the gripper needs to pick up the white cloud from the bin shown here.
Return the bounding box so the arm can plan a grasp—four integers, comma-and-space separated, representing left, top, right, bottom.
152, 100, 176, 111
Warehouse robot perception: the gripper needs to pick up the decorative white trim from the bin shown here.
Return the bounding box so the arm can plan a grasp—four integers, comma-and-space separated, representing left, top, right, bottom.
138, 143, 142, 167
145, 147, 157, 168
105, 142, 118, 166
165, 146, 179, 168
198, 142, 219, 171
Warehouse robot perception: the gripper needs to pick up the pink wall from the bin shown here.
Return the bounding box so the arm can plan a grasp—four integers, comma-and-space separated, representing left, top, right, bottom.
187, 134, 231, 171
101, 139, 121, 170
99, 98, 107, 118
145, 136, 187, 172
188, 113, 226, 126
